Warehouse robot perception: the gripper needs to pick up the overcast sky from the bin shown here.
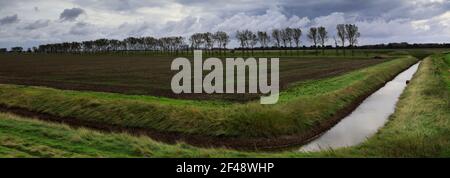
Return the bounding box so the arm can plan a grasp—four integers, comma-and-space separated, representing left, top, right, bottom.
0, 0, 449, 49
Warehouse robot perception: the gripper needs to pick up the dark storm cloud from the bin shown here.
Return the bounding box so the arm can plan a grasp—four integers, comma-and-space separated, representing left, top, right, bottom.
278, 0, 402, 19
176, 0, 450, 20
23, 20, 50, 30
0, 14, 19, 25
70, 0, 450, 22
72, 0, 168, 12
59, 8, 85, 21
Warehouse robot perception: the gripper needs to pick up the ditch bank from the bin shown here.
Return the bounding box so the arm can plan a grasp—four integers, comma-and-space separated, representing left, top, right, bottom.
300, 61, 421, 151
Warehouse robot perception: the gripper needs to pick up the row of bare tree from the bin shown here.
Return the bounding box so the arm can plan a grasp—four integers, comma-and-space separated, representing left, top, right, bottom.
235, 24, 360, 55
37, 36, 188, 54
189, 31, 230, 55
30, 24, 359, 56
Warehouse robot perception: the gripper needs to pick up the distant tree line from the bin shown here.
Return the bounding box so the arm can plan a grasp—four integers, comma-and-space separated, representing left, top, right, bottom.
35, 36, 189, 55
189, 31, 230, 55
231, 24, 361, 56
11, 24, 449, 56
359, 42, 450, 49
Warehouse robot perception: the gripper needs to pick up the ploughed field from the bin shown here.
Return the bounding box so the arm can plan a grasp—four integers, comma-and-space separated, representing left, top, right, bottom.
0, 53, 419, 150
0, 54, 387, 101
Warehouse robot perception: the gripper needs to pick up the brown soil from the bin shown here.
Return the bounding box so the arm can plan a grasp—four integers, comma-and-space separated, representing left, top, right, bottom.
0, 54, 386, 102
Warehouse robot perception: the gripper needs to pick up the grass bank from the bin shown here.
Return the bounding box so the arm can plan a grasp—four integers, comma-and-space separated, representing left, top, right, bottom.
0, 112, 244, 158
0, 56, 418, 146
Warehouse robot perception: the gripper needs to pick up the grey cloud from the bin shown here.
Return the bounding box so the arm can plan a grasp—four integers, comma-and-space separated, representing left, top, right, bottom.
72, 0, 168, 12
69, 22, 91, 35
59, 8, 85, 21
0, 14, 19, 25
177, 0, 450, 21
23, 20, 50, 30
68, 0, 450, 22
116, 22, 153, 37
0, 1, 18, 10
279, 0, 402, 19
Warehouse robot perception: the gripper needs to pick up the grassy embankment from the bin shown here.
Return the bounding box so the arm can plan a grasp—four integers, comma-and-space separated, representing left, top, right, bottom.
0, 112, 243, 158
0, 53, 447, 157
0, 56, 417, 140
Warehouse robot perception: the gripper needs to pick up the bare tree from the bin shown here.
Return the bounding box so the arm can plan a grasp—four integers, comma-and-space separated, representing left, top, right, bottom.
280, 29, 289, 48
236, 30, 247, 54
271, 29, 282, 55
317, 26, 328, 54
189, 33, 204, 51
257, 31, 270, 54
213, 31, 228, 55
286, 27, 295, 55
345, 24, 360, 56
212, 32, 221, 54
271, 29, 281, 47
202, 32, 213, 55
174, 36, 185, 55
292, 28, 302, 55
280, 29, 290, 55
220, 32, 230, 55
248, 32, 258, 56
285, 28, 293, 47
307, 27, 318, 55
333, 36, 339, 55
143, 37, 157, 54
336, 24, 346, 56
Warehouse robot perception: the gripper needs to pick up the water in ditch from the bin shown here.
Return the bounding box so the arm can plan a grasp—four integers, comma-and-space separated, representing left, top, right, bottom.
300, 62, 421, 152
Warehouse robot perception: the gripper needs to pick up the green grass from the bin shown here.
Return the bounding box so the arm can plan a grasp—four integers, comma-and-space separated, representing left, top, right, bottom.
0, 56, 418, 139
443, 53, 450, 90
0, 112, 248, 158
0, 53, 448, 158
